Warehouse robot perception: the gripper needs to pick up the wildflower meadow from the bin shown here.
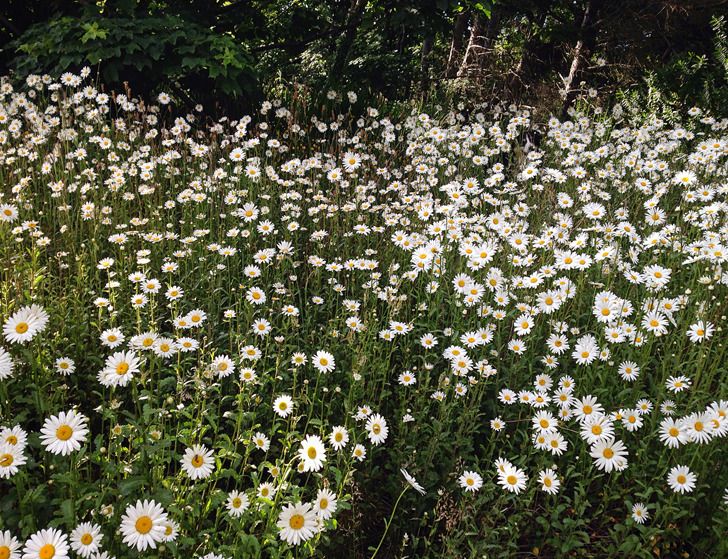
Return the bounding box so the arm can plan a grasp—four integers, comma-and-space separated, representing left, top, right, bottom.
0, 69, 727, 559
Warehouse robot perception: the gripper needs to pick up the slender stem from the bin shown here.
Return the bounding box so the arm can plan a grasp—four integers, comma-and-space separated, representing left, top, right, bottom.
370, 485, 409, 559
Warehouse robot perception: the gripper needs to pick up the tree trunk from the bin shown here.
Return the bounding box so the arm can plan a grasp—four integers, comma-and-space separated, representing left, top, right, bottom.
509, 10, 549, 101
457, 14, 485, 77
561, 0, 602, 117
457, 10, 501, 80
446, 12, 470, 78
420, 32, 435, 97
329, 0, 368, 83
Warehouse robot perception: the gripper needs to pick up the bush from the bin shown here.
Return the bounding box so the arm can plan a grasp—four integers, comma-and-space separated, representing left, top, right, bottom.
9, 13, 260, 111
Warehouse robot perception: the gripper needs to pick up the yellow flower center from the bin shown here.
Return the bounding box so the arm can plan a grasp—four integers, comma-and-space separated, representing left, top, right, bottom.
232, 497, 242, 508
307, 447, 317, 459
289, 513, 305, 530
191, 454, 204, 467
506, 475, 517, 485
583, 405, 592, 414
56, 425, 73, 441
544, 478, 552, 487
0, 453, 13, 467
694, 422, 703, 432
135, 515, 153, 534
540, 419, 549, 429
592, 425, 602, 435
6, 435, 17, 445
39, 544, 56, 559
15, 322, 29, 334
81, 534, 93, 545
677, 474, 686, 484
372, 424, 381, 434
0, 545, 10, 559
116, 362, 129, 375
603, 448, 614, 459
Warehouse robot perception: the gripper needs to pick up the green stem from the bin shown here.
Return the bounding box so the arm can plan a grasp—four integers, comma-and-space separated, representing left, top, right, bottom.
370, 485, 409, 559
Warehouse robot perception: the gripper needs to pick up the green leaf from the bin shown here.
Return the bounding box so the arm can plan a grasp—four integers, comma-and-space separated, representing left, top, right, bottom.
80, 21, 108, 43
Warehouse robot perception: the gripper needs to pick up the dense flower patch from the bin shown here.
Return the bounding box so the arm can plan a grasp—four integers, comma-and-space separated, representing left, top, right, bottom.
0, 71, 727, 558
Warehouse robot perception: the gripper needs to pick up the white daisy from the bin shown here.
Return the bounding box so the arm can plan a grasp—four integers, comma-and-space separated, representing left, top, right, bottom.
69, 523, 102, 558
313, 488, 338, 520
119, 499, 168, 551
39, 410, 89, 456
276, 502, 318, 546
22, 528, 69, 559
298, 435, 326, 472
180, 444, 215, 480
226, 490, 250, 517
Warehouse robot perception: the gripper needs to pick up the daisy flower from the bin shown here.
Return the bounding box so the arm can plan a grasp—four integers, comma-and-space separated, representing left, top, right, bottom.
365, 414, 388, 445
458, 470, 483, 492
617, 361, 640, 382
181, 444, 215, 480
0, 425, 27, 449
119, 499, 168, 551
211, 355, 235, 378
98, 351, 141, 388
273, 395, 294, 418
39, 410, 89, 456
54, 357, 75, 376
314, 488, 338, 520
3, 304, 49, 344
580, 414, 614, 444
400, 468, 426, 495
666, 375, 691, 393
631, 502, 649, 524
22, 528, 69, 559
276, 502, 318, 546
0, 348, 14, 380
69, 523, 102, 558
539, 468, 560, 494
499, 465, 528, 494
667, 465, 696, 494
298, 435, 326, 472
257, 482, 277, 500
252, 432, 270, 452
312, 350, 335, 373
684, 412, 714, 444
687, 321, 714, 343
0, 530, 20, 559
0, 443, 26, 478
226, 490, 250, 517
589, 438, 628, 472
352, 444, 366, 462
329, 426, 349, 450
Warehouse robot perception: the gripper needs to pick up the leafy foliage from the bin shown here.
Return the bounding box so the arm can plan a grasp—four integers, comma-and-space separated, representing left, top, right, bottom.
10, 13, 259, 107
